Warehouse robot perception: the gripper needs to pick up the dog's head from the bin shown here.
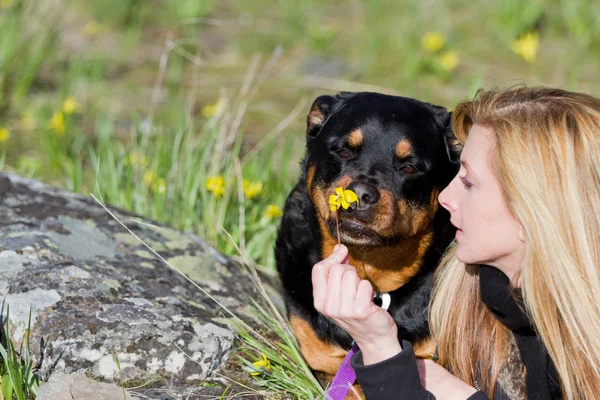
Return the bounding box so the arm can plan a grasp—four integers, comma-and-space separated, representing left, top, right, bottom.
304, 92, 460, 247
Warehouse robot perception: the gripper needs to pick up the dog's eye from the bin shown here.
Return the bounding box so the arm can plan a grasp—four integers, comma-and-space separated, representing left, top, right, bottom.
401, 165, 417, 174
336, 150, 351, 159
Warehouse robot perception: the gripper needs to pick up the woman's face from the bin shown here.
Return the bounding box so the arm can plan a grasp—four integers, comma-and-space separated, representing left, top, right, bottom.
438, 124, 525, 279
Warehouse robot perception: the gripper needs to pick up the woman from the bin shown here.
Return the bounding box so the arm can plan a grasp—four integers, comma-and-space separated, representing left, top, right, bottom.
312, 87, 600, 399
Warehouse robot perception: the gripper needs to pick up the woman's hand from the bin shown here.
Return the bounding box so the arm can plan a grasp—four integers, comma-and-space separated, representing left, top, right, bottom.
311, 244, 402, 364
416, 359, 478, 400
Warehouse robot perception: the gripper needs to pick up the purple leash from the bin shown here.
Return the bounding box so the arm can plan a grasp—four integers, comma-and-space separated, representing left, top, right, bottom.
325, 292, 391, 399
326, 343, 359, 400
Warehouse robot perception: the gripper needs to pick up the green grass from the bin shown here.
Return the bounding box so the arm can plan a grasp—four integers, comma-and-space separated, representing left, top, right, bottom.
234, 300, 325, 399
2, 0, 600, 397
0, 307, 40, 400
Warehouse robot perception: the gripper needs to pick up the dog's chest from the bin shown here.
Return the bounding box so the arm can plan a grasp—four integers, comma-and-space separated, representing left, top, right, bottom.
349, 257, 421, 293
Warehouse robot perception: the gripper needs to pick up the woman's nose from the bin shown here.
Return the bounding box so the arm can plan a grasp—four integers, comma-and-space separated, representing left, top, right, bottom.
438, 182, 455, 212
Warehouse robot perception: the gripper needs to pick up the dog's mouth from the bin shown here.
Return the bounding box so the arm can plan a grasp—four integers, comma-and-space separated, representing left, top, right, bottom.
326, 218, 392, 246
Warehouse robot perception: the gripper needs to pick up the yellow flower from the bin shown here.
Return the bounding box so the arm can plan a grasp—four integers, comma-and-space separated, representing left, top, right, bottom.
62, 97, 79, 114
328, 187, 359, 212
250, 353, 271, 376
0, 128, 9, 142
422, 32, 445, 53
206, 175, 225, 198
439, 51, 460, 71
48, 112, 65, 136
264, 204, 283, 219
512, 31, 539, 63
143, 171, 156, 188
1, 0, 15, 9
243, 179, 263, 200
126, 152, 149, 168
201, 99, 223, 118
83, 20, 103, 36
152, 178, 166, 194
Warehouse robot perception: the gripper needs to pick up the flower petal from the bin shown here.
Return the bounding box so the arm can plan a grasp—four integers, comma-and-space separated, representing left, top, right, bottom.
343, 190, 359, 204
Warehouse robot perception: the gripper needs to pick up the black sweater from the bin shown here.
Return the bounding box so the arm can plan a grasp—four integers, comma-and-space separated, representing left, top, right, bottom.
351, 265, 561, 400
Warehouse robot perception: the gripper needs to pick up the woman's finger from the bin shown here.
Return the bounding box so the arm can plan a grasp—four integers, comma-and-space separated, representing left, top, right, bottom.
312, 245, 349, 310
311, 245, 349, 287
323, 264, 347, 316
338, 266, 359, 317
354, 279, 376, 317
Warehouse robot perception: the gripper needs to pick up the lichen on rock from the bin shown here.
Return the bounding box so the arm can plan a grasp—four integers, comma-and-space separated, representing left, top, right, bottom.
0, 172, 281, 399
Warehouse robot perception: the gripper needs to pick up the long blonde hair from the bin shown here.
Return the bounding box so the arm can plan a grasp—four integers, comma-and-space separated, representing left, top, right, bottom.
429, 86, 600, 399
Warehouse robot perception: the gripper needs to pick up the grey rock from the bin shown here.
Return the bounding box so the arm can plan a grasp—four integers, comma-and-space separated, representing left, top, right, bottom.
37, 371, 134, 400
0, 172, 282, 399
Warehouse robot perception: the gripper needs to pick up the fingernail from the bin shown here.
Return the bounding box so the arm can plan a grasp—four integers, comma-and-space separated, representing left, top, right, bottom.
333, 244, 339, 252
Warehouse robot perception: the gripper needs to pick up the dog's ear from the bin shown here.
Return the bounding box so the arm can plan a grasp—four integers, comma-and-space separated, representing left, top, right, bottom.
306, 95, 337, 137
426, 104, 462, 162
443, 113, 463, 163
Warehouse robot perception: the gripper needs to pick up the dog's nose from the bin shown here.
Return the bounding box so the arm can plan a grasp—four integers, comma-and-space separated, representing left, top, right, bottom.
346, 182, 380, 208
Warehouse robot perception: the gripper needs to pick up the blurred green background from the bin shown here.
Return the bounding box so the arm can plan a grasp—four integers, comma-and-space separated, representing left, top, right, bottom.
1, 0, 599, 268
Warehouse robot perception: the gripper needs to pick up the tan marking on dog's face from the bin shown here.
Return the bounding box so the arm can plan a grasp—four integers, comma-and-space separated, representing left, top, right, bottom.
289, 314, 347, 375
347, 129, 363, 148
348, 230, 434, 292
320, 221, 340, 259
306, 165, 329, 223
307, 164, 354, 246
429, 187, 440, 218
395, 139, 412, 159
338, 190, 437, 241
385, 188, 441, 238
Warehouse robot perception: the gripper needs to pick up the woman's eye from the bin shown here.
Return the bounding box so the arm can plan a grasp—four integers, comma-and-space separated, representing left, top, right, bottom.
337, 150, 351, 159
400, 165, 417, 174
459, 175, 473, 189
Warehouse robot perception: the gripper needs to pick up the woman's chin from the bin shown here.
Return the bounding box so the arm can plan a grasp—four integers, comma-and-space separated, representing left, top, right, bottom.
455, 248, 475, 265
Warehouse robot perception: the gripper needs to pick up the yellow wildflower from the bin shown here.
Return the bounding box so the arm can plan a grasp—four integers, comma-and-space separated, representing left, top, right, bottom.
512, 31, 539, 63
1, 0, 14, 9
126, 152, 149, 168
83, 20, 103, 36
329, 187, 359, 212
152, 178, 166, 194
201, 99, 223, 118
143, 171, 166, 193
206, 175, 225, 198
439, 51, 460, 71
422, 32, 445, 53
243, 179, 263, 200
62, 97, 79, 114
250, 353, 271, 376
264, 204, 283, 219
0, 128, 9, 142
143, 171, 156, 188
48, 112, 65, 136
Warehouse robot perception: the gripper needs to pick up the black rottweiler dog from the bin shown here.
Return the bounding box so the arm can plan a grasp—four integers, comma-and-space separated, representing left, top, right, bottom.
275, 91, 460, 377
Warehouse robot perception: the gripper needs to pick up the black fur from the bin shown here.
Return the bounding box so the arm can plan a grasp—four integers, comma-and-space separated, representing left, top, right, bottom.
276, 92, 460, 362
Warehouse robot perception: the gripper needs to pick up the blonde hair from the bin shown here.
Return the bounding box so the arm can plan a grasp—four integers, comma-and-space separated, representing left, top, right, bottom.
429, 86, 600, 399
